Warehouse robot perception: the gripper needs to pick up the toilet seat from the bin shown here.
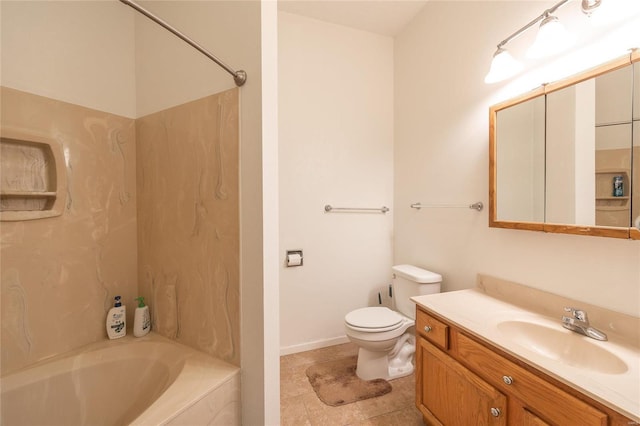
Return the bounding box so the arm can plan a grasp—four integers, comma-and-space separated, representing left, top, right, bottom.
345, 307, 403, 333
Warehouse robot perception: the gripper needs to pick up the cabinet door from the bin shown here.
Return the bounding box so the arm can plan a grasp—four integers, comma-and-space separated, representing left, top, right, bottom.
416, 338, 506, 426
523, 409, 551, 426
456, 333, 607, 426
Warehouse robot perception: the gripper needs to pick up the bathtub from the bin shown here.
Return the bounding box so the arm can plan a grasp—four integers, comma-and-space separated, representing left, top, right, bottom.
0, 333, 240, 426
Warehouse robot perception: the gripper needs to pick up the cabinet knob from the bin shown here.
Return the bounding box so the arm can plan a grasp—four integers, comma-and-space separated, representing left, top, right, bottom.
424, 325, 432, 333
490, 407, 501, 417
502, 375, 513, 385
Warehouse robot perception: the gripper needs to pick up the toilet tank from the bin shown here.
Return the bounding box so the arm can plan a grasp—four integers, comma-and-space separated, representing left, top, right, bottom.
392, 264, 442, 319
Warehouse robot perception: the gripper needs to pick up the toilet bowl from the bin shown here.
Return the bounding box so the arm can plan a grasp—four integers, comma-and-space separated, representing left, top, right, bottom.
345, 307, 416, 380
344, 265, 441, 380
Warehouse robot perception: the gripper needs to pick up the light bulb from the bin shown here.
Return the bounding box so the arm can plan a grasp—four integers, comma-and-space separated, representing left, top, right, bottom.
484, 47, 524, 84
527, 15, 576, 59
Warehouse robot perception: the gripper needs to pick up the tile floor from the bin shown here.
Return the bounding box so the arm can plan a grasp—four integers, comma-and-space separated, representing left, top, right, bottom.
280, 342, 425, 426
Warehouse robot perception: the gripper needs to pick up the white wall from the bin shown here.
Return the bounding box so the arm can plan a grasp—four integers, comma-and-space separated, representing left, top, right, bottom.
260, 1, 281, 422
1, 1, 136, 117
278, 12, 394, 353
395, 1, 640, 316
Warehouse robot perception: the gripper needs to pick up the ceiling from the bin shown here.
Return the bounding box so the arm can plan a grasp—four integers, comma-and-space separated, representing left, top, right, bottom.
277, 0, 430, 37
277, 0, 555, 37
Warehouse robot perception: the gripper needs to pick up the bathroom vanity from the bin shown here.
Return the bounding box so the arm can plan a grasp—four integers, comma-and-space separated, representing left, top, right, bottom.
412, 276, 639, 426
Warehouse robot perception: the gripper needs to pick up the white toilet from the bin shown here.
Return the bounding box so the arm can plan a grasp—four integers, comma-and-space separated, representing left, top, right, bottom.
344, 264, 442, 381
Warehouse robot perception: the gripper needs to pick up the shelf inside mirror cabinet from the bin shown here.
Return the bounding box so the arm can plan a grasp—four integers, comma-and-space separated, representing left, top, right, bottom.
594, 169, 630, 227
595, 169, 630, 199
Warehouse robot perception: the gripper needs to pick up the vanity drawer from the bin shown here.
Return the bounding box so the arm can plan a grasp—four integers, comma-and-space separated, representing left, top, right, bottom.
456, 332, 607, 426
416, 308, 449, 350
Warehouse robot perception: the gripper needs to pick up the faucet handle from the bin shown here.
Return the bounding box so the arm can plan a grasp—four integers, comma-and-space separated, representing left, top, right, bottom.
564, 307, 587, 322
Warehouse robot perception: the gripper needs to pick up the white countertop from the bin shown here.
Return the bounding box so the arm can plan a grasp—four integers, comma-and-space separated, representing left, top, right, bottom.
412, 288, 640, 422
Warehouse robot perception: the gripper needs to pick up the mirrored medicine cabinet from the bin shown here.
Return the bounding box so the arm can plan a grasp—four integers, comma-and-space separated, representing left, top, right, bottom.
490, 50, 640, 239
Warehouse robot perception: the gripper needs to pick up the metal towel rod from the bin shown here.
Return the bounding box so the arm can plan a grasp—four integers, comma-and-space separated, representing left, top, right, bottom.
411, 202, 484, 211
324, 205, 389, 214
119, 0, 247, 87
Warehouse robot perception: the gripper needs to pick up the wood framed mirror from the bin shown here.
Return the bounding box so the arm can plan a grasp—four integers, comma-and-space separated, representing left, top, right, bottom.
490, 50, 640, 239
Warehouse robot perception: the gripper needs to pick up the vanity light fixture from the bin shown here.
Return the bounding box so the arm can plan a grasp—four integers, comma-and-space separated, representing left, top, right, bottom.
485, 0, 605, 84
582, 0, 640, 25
581, 0, 602, 15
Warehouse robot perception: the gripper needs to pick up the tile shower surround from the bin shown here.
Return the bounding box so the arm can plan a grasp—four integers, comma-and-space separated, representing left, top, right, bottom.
0, 87, 240, 374
136, 90, 240, 366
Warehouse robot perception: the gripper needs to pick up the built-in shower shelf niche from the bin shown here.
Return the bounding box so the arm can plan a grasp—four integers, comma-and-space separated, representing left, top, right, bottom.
1, 133, 66, 221
594, 168, 631, 227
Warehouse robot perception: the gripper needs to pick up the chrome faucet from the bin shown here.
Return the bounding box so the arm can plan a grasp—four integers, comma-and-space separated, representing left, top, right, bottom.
562, 307, 607, 341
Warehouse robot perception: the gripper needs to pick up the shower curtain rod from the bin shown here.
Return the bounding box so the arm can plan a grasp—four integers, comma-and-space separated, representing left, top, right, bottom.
119, 0, 247, 87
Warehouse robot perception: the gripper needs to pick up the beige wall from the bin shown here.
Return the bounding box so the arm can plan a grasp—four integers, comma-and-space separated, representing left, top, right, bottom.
0, 1, 136, 118
134, 1, 257, 116
278, 12, 394, 353
136, 89, 240, 366
1, 88, 138, 374
394, 1, 640, 316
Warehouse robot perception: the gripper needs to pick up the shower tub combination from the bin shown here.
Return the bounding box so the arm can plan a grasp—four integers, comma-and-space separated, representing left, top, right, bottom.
2, 1, 242, 424
0, 333, 240, 425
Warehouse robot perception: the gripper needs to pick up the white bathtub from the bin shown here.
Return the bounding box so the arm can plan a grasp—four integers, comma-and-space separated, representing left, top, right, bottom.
0, 333, 240, 426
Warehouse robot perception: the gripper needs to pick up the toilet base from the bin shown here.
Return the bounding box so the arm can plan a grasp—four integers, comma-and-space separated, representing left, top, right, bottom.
354, 333, 415, 381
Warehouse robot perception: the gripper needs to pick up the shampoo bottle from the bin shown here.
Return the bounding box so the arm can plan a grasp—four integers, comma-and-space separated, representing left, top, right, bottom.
106, 296, 126, 339
133, 296, 151, 337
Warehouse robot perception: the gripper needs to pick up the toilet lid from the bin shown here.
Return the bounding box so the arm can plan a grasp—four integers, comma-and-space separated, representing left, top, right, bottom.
345, 307, 403, 331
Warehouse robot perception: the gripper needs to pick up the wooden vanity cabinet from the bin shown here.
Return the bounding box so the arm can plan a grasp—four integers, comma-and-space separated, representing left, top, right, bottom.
417, 337, 507, 425
415, 307, 633, 426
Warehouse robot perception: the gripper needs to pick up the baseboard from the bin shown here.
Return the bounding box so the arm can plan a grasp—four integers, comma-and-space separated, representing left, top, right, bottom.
280, 335, 351, 356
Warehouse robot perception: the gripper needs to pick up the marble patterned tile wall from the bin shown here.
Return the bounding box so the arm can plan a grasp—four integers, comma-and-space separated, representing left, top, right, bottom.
136, 89, 240, 366
0, 87, 138, 374
633, 145, 639, 228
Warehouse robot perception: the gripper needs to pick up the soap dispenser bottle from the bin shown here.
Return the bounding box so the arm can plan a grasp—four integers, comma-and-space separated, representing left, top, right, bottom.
133, 296, 151, 337
106, 296, 126, 339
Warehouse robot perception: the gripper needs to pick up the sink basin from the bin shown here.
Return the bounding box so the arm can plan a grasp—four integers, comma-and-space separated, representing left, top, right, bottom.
497, 320, 628, 374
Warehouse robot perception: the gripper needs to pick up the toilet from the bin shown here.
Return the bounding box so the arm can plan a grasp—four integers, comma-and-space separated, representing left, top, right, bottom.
344, 264, 442, 380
